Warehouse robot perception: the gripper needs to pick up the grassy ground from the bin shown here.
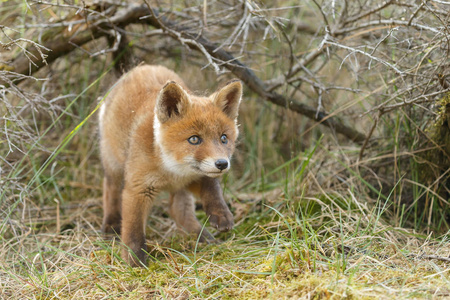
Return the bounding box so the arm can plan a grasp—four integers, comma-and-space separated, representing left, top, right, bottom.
2, 154, 450, 299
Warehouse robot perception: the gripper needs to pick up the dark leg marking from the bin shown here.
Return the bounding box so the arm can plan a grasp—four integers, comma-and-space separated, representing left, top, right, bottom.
142, 186, 156, 199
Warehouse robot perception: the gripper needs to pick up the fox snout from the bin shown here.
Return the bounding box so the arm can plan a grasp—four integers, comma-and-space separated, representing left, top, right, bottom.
215, 159, 228, 170
198, 157, 231, 178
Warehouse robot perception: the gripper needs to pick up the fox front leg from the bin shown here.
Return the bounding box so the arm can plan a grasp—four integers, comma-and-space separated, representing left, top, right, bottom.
169, 189, 215, 242
120, 183, 155, 267
197, 177, 234, 232
101, 175, 123, 235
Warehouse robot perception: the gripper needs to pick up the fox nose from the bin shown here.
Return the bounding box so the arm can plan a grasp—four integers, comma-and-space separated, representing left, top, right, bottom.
215, 159, 229, 171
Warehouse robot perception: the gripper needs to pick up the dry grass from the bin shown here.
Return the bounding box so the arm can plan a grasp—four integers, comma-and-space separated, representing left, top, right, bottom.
2, 178, 450, 299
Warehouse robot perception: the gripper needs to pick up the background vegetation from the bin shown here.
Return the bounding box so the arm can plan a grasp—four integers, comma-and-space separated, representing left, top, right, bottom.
1, 0, 449, 298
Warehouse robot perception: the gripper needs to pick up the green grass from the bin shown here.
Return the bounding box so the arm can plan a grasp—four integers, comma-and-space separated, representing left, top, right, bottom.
3, 186, 450, 298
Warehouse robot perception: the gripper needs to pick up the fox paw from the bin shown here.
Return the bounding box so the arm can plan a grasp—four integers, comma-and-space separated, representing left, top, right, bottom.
208, 210, 234, 232
102, 217, 121, 235
198, 229, 216, 243
123, 243, 147, 268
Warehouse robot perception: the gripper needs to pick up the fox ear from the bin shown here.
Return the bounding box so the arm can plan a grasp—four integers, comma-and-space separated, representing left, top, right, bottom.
156, 81, 190, 123
213, 79, 242, 120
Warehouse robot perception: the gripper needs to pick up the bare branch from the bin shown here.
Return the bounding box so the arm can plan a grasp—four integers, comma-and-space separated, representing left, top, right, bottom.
343, 0, 393, 25
4, 3, 367, 143
334, 19, 442, 35
325, 40, 404, 75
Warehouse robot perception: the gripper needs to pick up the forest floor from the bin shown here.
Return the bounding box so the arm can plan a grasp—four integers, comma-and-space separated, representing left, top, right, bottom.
3, 178, 450, 299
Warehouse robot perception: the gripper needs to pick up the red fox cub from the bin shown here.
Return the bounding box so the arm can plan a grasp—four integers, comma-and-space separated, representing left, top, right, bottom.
98, 65, 242, 266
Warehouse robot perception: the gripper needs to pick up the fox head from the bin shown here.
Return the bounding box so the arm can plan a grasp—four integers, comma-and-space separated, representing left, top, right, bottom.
153, 79, 242, 179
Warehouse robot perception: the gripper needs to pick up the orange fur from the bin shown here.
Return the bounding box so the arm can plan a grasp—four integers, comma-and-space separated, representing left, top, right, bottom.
99, 65, 242, 266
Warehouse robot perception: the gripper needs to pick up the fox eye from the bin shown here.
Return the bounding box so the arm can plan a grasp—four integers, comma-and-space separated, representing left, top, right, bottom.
220, 134, 228, 144
188, 135, 202, 145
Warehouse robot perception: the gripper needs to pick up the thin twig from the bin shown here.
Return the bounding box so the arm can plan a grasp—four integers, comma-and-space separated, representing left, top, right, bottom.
359, 111, 381, 161
343, 0, 393, 25
407, 1, 426, 26
325, 40, 404, 74
144, 0, 221, 74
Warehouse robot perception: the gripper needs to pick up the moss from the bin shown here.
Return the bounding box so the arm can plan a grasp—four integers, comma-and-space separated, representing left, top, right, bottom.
417, 94, 450, 211
422, 95, 450, 170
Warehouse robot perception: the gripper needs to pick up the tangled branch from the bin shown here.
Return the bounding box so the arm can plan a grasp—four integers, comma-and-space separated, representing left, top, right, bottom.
3, 2, 369, 143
